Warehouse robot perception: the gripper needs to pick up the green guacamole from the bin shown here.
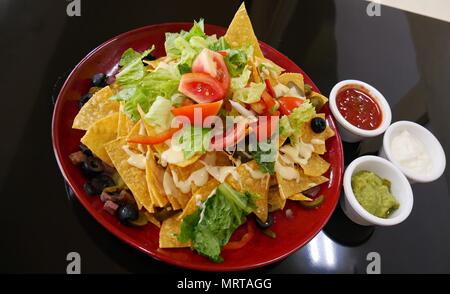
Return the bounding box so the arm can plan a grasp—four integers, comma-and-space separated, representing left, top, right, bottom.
351, 171, 400, 218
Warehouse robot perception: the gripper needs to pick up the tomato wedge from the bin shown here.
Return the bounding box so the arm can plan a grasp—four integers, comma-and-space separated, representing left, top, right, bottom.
192, 48, 230, 91
223, 221, 254, 250
178, 72, 226, 103
127, 126, 181, 145
278, 96, 304, 116
171, 100, 223, 126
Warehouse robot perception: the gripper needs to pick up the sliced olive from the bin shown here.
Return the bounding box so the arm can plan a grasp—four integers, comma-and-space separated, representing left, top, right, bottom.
79, 93, 93, 108
117, 203, 139, 225
90, 174, 115, 194
154, 206, 178, 222
91, 73, 107, 87
309, 95, 324, 111
256, 213, 273, 229
304, 84, 313, 97
310, 117, 326, 133
79, 143, 93, 156
261, 228, 277, 239
142, 54, 156, 62
129, 211, 148, 226
80, 157, 104, 177
300, 195, 325, 208
83, 182, 97, 196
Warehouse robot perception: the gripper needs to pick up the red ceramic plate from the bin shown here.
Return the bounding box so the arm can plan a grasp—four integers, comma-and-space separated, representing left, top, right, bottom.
52, 23, 343, 271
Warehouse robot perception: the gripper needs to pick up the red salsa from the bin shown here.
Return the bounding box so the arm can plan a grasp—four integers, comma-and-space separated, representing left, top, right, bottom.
336, 85, 382, 130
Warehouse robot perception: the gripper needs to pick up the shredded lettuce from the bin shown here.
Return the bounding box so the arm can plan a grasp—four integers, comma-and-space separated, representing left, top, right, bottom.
233, 82, 266, 104
280, 100, 316, 143
250, 139, 277, 174
144, 96, 173, 132
174, 126, 212, 160
230, 66, 251, 92
178, 183, 254, 262
224, 46, 253, 77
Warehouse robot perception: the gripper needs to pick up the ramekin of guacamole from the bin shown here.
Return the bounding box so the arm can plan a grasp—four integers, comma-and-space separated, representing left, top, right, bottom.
351, 171, 400, 218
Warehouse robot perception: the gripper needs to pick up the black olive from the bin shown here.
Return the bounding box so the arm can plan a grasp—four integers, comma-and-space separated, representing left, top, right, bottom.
310, 117, 326, 133
117, 203, 139, 225
79, 93, 93, 108
83, 182, 97, 196
256, 213, 273, 229
79, 143, 93, 156
91, 73, 107, 87
80, 157, 104, 177
90, 174, 115, 193
143, 54, 156, 62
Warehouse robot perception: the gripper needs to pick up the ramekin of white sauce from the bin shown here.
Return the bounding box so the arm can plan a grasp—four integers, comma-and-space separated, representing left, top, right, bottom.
380, 121, 446, 183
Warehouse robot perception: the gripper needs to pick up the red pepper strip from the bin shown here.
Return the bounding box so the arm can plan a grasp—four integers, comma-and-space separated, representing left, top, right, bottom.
261, 90, 277, 114
223, 221, 254, 250
264, 79, 276, 98
209, 118, 248, 149
218, 51, 228, 57
127, 126, 181, 145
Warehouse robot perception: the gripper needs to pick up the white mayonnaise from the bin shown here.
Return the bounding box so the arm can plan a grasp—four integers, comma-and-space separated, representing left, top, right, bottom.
122, 146, 146, 170
390, 130, 432, 175
171, 168, 209, 194
243, 164, 267, 180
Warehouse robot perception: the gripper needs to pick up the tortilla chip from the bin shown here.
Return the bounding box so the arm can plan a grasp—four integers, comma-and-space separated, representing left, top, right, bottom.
146, 147, 169, 208
236, 161, 270, 222
288, 193, 312, 201
117, 102, 132, 137
276, 163, 328, 199
300, 114, 335, 154
104, 137, 154, 213
168, 164, 200, 208
268, 186, 285, 212
308, 91, 329, 110
162, 169, 182, 210
80, 113, 118, 166
72, 86, 119, 130
159, 213, 191, 248
300, 153, 331, 177
144, 212, 161, 228
269, 175, 278, 187
277, 72, 305, 96
224, 2, 263, 58
179, 178, 220, 220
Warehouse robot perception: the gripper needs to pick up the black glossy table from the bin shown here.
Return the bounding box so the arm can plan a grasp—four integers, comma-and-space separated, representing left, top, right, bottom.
1, 0, 449, 274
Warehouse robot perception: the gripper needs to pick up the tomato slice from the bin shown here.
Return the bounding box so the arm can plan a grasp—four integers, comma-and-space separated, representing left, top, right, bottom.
251, 115, 278, 142
171, 100, 223, 126
223, 221, 254, 250
264, 79, 276, 98
127, 126, 181, 145
278, 96, 305, 116
178, 73, 226, 103
192, 48, 230, 91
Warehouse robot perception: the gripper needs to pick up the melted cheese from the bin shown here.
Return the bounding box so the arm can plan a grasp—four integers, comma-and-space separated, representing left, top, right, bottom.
171, 168, 209, 194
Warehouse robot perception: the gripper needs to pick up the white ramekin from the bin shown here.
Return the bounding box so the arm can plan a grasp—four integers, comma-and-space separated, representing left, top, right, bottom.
379, 121, 446, 183
341, 156, 414, 226
329, 80, 392, 143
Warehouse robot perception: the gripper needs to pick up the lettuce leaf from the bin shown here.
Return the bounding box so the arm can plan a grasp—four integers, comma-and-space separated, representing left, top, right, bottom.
174, 126, 212, 160
233, 82, 266, 104
178, 183, 253, 262
224, 46, 253, 77
144, 96, 173, 132
116, 46, 154, 88
250, 139, 277, 174
119, 48, 141, 67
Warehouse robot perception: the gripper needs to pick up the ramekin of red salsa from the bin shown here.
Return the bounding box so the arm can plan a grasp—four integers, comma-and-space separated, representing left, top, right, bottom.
329, 80, 391, 143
